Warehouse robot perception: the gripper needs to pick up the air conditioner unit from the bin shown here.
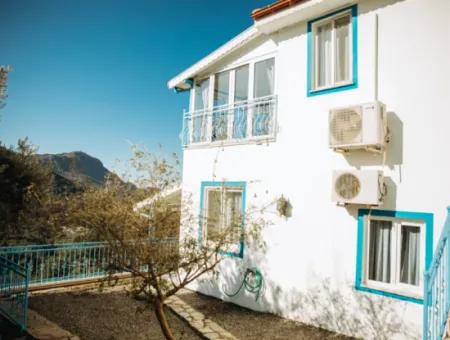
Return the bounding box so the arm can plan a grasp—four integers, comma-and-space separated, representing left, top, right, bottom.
332, 170, 384, 205
329, 101, 387, 152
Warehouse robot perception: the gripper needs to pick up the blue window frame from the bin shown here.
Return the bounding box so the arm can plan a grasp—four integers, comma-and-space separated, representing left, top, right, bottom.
307, 5, 358, 96
355, 209, 434, 304
199, 181, 246, 258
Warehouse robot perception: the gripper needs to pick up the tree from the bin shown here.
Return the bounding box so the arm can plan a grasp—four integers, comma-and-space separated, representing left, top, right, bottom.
62, 146, 268, 340
0, 139, 64, 245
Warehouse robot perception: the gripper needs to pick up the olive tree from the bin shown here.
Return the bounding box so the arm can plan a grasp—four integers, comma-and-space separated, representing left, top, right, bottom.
62, 146, 268, 340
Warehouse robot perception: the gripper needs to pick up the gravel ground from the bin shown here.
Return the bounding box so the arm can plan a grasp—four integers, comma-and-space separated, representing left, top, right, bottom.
29, 290, 201, 340
178, 291, 355, 340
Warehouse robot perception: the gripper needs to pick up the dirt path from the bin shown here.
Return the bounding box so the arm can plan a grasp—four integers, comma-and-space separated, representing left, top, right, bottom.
29, 290, 201, 340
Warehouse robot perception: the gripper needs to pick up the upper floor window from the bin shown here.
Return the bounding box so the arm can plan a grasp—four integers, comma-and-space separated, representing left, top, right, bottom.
307, 5, 357, 96
184, 57, 277, 147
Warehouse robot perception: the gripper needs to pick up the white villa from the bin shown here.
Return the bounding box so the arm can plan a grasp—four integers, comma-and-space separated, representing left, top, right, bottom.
168, 0, 450, 339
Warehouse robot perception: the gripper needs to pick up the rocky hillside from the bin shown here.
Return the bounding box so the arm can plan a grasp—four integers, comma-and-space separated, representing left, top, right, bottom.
37, 151, 111, 187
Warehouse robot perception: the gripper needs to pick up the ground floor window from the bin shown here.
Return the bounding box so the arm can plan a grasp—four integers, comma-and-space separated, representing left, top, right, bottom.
356, 209, 433, 303
199, 181, 246, 258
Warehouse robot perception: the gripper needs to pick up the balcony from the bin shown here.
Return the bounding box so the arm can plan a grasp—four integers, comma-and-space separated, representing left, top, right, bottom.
182, 95, 277, 148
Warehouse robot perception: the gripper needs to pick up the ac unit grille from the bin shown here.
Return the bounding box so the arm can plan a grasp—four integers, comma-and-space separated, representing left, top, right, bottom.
335, 173, 361, 200
330, 107, 363, 146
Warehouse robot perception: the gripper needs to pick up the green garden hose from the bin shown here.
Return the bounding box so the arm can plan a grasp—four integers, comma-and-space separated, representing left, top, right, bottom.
224, 267, 263, 301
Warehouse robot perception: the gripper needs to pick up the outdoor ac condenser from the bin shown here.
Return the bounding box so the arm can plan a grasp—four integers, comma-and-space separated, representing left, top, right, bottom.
332, 170, 384, 206
329, 101, 387, 152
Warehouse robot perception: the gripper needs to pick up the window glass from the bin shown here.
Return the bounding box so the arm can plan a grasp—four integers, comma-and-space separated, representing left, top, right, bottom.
368, 220, 392, 283
194, 78, 209, 111
254, 58, 275, 98
234, 65, 249, 102
315, 22, 332, 88
400, 225, 421, 286
206, 190, 222, 241
335, 14, 351, 83
310, 10, 353, 92
205, 188, 242, 243
214, 71, 230, 107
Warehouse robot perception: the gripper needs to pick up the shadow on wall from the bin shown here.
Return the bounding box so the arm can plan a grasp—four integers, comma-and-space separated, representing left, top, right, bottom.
194, 247, 419, 340
262, 278, 419, 340
343, 112, 403, 169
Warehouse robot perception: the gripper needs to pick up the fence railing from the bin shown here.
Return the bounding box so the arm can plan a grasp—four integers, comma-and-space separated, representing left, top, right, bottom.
0, 239, 178, 289
424, 207, 450, 340
0, 242, 111, 287
182, 94, 277, 147
0, 256, 29, 331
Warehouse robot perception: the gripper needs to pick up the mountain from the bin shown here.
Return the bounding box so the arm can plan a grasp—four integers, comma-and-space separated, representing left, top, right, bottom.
36, 151, 131, 193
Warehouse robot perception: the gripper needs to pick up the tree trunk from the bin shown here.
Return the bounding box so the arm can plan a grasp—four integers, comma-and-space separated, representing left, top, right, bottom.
154, 297, 176, 340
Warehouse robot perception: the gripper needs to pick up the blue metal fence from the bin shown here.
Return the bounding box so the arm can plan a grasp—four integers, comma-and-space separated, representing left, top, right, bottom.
0, 242, 112, 287
424, 207, 450, 340
0, 239, 178, 288
0, 256, 29, 331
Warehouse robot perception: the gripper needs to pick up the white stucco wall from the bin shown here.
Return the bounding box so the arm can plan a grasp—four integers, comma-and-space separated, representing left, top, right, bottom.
179, 0, 450, 338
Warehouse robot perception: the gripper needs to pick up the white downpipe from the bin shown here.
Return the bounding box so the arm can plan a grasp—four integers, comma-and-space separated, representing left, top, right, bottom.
374, 13, 379, 102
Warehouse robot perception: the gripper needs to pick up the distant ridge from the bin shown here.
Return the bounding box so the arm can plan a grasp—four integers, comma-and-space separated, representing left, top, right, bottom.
36, 151, 137, 194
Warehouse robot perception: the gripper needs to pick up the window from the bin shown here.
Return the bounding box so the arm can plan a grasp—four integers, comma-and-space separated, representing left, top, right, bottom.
187, 57, 276, 147
193, 78, 209, 143
253, 58, 275, 136
200, 182, 246, 258
212, 71, 230, 141
356, 209, 433, 303
233, 65, 249, 139
307, 5, 357, 96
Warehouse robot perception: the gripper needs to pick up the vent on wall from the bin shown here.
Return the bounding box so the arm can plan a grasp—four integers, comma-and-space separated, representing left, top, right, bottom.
329, 101, 387, 152
332, 170, 385, 206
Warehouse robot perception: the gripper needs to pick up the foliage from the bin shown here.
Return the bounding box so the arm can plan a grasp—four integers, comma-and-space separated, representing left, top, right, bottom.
60, 145, 268, 340
0, 139, 65, 245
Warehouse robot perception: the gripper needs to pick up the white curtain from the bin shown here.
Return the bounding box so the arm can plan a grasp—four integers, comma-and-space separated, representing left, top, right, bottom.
316, 22, 332, 88
254, 58, 275, 98
224, 191, 242, 243
400, 226, 420, 285
265, 60, 274, 96
369, 220, 392, 283
335, 15, 350, 82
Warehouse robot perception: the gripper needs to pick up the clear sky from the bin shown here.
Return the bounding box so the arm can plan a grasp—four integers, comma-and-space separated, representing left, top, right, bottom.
0, 0, 270, 170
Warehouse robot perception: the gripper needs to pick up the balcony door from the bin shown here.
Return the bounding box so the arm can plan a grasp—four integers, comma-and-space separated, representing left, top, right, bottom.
253, 58, 274, 136
212, 71, 230, 141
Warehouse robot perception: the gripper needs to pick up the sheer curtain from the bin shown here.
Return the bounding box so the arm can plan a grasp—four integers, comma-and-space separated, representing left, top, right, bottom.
335, 15, 350, 83
193, 79, 209, 142
224, 191, 242, 243
368, 220, 392, 283
253, 58, 274, 136
233, 65, 249, 139
400, 225, 420, 285
316, 22, 332, 88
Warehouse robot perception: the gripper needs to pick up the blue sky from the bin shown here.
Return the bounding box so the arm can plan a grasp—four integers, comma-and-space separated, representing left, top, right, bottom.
0, 0, 270, 170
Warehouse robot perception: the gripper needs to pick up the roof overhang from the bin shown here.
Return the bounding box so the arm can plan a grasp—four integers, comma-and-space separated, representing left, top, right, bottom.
167, 26, 260, 90
255, 0, 354, 34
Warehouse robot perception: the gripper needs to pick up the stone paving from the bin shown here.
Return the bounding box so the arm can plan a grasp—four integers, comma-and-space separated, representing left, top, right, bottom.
166, 294, 238, 340
27, 309, 80, 340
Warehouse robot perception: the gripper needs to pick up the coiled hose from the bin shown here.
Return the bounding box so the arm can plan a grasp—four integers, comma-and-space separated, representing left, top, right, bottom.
224, 267, 263, 301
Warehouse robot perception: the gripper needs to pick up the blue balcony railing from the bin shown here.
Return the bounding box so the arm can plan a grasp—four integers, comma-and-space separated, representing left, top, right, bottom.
182, 95, 277, 147
424, 207, 450, 340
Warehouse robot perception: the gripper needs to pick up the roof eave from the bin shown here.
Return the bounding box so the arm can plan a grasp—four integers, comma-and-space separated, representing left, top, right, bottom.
167, 26, 260, 89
